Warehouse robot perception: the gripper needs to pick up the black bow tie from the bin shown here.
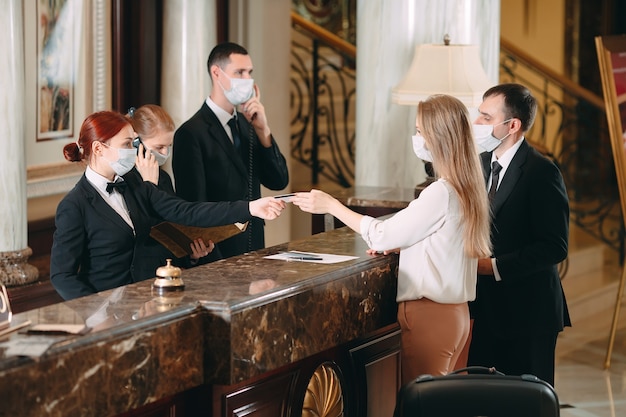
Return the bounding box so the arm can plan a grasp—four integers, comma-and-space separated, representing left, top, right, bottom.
106, 180, 128, 194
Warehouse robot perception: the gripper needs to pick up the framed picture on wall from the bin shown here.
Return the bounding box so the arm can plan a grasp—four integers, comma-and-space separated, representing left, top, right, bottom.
595, 34, 626, 370
36, 0, 75, 141
25, 0, 110, 199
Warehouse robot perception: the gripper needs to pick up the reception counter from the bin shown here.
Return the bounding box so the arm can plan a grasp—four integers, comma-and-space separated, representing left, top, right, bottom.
0, 226, 401, 417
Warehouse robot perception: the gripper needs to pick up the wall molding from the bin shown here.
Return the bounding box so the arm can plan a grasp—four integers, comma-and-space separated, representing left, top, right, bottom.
27, 163, 83, 198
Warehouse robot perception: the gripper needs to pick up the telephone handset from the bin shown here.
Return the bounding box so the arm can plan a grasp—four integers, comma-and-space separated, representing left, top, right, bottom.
248, 84, 259, 122
132, 136, 147, 156
240, 83, 259, 251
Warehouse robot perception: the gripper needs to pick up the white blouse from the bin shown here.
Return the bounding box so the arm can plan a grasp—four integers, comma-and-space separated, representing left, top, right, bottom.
359, 179, 477, 304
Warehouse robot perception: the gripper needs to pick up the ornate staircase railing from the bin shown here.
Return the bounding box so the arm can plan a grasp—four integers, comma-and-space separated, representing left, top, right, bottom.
290, 11, 356, 187
500, 38, 623, 257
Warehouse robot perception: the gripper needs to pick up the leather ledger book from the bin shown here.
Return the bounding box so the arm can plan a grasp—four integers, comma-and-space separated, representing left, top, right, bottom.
150, 221, 248, 258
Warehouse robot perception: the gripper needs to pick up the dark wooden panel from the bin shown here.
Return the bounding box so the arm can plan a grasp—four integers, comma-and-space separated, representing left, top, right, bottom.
312, 206, 404, 234
218, 372, 298, 417
27, 216, 55, 258
7, 278, 62, 314
111, 0, 163, 112
349, 325, 402, 417
210, 325, 401, 417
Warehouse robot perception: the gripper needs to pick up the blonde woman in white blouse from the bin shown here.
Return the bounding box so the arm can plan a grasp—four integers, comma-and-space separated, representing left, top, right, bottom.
292, 94, 491, 384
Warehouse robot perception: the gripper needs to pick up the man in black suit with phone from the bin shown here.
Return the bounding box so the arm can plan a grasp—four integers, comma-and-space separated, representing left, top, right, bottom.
467, 83, 570, 387
172, 42, 289, 259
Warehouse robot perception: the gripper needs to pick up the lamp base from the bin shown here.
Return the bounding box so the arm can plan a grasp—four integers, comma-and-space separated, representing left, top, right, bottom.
415, 177, 436, 198
415, 161, 436, 197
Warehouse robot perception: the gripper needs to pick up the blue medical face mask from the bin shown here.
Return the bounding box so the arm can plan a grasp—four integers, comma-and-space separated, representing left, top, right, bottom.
473, 119, 512, 152
102, 142, 137, 176
148, 147, 171, 166
411, 134, 433, 162
134, 136, 171, 166
218, 68, 254, 106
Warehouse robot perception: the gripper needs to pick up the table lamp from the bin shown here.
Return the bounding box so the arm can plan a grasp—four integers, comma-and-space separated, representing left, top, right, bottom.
392, 35, 492, 196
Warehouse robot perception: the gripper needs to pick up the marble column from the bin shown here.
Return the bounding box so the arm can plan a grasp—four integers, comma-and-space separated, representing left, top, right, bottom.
0, 0, 38, 285
355, 0, 500, 188
160, 0, 217, 179
161, 0, 216, 127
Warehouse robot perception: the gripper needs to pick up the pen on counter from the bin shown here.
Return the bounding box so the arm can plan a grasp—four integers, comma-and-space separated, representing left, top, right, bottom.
287, 256, 323, 261
288, 250, 322, 257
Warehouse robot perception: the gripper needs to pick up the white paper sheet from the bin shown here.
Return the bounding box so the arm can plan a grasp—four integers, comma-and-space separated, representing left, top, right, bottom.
0, 335, 57, 358
263, 250, 359, 264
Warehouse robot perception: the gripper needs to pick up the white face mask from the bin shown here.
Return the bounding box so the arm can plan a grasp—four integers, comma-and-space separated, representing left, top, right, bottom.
473, 119, 512, 152
218, 68, 254, 105
148, 147, 171, 166
102, 143, 137, 176
411, 135, 433, 162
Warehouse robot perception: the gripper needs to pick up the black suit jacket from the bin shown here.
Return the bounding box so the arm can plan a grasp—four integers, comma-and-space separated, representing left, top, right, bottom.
172, 102, 289, 258
471, 140, 571, 337
123, 168, 222, 270
50, 175, 251, 300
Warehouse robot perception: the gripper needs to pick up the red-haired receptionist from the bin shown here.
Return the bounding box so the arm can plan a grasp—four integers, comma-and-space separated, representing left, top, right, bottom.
50, 110, 285, 301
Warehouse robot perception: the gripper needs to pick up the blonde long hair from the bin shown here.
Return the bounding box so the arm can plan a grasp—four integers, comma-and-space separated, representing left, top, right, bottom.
418, 95, 491, 258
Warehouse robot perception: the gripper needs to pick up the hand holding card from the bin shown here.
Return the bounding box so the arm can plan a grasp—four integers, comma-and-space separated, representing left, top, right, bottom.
274, 193, 295, 202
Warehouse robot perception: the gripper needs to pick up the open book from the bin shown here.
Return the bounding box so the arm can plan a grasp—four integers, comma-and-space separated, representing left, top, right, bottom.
150, 221, 248, 258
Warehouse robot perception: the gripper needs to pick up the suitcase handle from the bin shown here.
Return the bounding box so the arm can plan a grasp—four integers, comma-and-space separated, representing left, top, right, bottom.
449, 366, 505, 376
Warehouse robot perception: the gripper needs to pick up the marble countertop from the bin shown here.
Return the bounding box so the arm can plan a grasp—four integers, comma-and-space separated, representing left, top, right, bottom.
0, 227, 399, 416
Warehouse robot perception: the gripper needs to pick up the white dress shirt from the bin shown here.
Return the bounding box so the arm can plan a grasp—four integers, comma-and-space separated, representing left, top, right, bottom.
206, 96, 238, 144
85, 166, 134, 231
360, 179, 477, 304
489, 137, 525, 280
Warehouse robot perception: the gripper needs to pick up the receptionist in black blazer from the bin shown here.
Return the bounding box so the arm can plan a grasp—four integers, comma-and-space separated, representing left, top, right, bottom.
50, 110, 286, 301
172, 42, 289, 260
126, 104, 221, 268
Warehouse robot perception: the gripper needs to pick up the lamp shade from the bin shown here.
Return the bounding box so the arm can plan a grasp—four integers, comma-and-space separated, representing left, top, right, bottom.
392, 43, 492, 108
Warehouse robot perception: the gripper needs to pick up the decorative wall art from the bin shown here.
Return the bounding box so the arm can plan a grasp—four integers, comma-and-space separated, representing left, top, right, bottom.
37, 0, 74, 141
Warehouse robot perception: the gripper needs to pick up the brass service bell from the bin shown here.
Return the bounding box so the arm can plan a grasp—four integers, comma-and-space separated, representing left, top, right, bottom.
152, 259, 185, 292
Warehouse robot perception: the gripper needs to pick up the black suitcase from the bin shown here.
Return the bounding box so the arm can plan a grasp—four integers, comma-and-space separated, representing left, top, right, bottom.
393, 366, 560, 417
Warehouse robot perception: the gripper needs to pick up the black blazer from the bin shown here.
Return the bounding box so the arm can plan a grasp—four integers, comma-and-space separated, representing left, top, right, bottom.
471, 140, 571, 336
50, 175, 251, 300
172, 102, 289, 258
123, 168, 222, 270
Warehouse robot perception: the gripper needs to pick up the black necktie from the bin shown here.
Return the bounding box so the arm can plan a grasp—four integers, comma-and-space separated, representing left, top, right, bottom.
227, 117, 241, 149
106, 180, 127, 194
488, 161, 502, 202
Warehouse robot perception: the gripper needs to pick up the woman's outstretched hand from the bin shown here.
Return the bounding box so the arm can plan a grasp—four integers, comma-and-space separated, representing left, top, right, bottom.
291, 189, 337, 214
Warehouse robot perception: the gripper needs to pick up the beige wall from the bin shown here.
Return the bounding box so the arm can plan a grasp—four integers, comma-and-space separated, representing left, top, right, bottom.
500, 0, 565, 154
500, 0, 565, 75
